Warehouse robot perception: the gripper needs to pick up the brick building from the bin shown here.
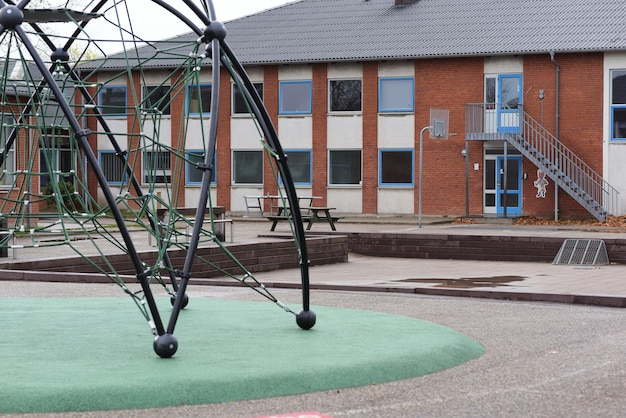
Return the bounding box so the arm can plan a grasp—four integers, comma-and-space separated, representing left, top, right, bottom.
8, 0, 626, 220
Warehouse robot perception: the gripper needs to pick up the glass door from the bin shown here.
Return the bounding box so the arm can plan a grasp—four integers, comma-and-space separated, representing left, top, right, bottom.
497, 74, 522, 134
496, 156, 522, 215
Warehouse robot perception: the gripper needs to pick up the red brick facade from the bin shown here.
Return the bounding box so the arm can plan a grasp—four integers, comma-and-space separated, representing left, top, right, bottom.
6, 53, 607, 220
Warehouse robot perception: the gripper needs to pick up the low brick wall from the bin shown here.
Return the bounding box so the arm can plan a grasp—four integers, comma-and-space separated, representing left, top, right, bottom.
344, 232, 626, 264
0, 235, 348, 280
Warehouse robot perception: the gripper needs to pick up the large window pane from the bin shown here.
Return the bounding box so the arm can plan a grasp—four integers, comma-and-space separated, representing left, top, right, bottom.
39, 133, 72, 188
187, 84, 212, 115
485, 77, 496, 109
611, 70, 626, 140
144, 151, 171, 184
98, 86, 127, 116
500, 77, 520, 109
233, 150, 263, 184
99, 151, 125, 184
279, 81, 312, 114
379, 78, 414, 112
329, 80, 362, 112
612, 107, 626, 140
186, 151, 216, 184
612, 70, 626, 104
1, 116, 15, 186
233, 82, 263, 114
329, 150, 361, 184
143, 85, 171, 115
284, 150, 311, 184
379, 150, 413, 185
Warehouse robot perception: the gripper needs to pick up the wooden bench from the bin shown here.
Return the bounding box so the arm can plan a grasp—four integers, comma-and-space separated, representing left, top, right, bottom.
156, 206, 233, 243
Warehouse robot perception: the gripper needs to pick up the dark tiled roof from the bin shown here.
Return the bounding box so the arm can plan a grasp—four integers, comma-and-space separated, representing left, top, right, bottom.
95, 0, 626, 68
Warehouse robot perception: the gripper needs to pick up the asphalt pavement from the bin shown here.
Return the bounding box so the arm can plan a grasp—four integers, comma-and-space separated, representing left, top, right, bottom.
1, 216, 625, 417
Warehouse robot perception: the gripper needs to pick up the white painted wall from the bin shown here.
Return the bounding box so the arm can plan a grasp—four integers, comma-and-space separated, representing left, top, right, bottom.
231, 187, 263, 215
327, 116, 362, 148
231, 117, 264, 149
604, 52, 626, 215
378, 61, 414, 77
484, 56, 523, 74
377, 189, 414, 214
278, 65, 312, 80
97, 119, 127, 150
328, 188, 362, 213
277, 116, 312, 149
185, 187, 217, 210
185, 119, 212, 149
378, 115, 414, 148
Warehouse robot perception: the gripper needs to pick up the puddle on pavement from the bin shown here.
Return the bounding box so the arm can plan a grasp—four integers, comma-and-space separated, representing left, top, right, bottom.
397, 275, 526, 288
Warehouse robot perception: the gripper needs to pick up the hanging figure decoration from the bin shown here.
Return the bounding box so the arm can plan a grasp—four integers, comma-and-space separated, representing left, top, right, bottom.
534, 169, 549, 198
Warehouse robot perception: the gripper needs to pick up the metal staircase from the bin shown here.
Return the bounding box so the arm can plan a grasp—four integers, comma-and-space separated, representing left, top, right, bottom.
466, 104, 619, 221
510, 110, 618, 220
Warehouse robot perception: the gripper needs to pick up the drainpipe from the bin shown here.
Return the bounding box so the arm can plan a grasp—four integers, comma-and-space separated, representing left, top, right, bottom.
550, 50, 560, 221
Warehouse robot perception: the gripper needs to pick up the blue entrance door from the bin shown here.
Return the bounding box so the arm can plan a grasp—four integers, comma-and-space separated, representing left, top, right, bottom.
496, 156, 522, 215
497, 74, 522, 134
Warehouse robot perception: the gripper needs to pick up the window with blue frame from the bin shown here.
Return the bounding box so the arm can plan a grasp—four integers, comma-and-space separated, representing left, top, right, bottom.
279, 80, 312, 114
98, 86, 127, 116
186, 150, 216, 184
99, 150, 126, 184
187, 84, 212, 116
283, 150, 312, 185
379, 149, 414, 186
378, 77, 414, 113
143, 150, 171, 184
611, 69, 626, 140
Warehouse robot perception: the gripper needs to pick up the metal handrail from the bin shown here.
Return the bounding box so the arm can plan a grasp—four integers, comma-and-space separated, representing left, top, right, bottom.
466, 103, 619, 219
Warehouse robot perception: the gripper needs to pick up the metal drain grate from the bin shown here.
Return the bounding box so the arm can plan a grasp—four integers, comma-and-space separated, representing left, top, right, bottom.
552, 239, 609, 265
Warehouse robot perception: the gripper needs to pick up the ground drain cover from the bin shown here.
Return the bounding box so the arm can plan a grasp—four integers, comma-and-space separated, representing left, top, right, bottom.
553, 239, 609, 265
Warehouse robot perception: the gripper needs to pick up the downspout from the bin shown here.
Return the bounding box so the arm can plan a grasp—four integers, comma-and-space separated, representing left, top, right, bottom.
550, 50, 560, 221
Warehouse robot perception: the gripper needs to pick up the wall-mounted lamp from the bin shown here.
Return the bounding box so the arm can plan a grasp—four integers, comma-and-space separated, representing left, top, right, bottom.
461, 149, 467, 157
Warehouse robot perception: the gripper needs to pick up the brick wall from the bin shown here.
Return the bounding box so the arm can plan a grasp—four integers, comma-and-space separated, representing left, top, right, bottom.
523, 53, 604, 219
262, 66, 280, 212
414, 57, 485, 215
217, 69, 232, 209
312, 64, 328, 204
103, 53, 606, 220
0, 235, 349, 278
362, 61, 379, 214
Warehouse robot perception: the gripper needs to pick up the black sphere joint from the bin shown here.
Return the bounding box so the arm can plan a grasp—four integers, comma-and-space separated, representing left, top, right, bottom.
154, 333, 178, 358
50, 48, 70, 63
0, 5, 24, 29
296, 309, 316, 330
203, 20, 227, 42
170, 292, 189, 309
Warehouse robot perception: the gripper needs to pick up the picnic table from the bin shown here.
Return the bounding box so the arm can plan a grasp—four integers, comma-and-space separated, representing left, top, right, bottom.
243, 195, 320, 217
267, 206, 340, 231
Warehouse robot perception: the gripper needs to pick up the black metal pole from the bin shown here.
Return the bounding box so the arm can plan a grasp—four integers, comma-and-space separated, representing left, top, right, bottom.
13, 22, 166, 336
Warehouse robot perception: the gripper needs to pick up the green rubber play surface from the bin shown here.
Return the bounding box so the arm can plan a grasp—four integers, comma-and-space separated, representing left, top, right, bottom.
0, 297, 485, 414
